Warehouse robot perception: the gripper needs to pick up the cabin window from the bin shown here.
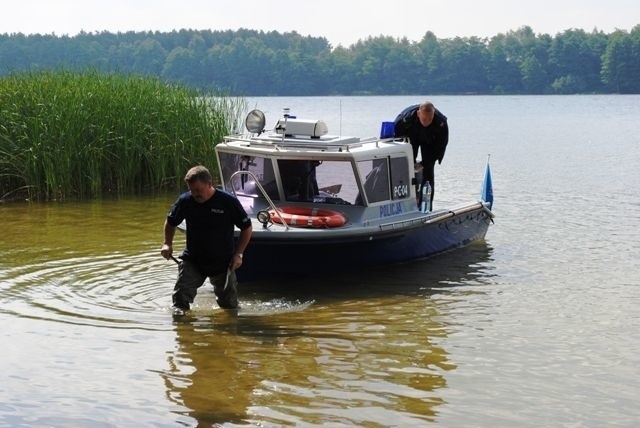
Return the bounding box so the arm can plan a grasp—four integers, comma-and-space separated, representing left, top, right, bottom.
356, 158, 390, 204
218, 153, 279, 200
389, 157, 410, 200
277, 159, 359, 205
278, 160, 318, 202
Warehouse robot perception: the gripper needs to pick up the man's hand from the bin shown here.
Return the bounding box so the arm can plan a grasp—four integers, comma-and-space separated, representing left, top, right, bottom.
162, 220, 177, 261
160, 243, 173, 260
229, 253, 243, 271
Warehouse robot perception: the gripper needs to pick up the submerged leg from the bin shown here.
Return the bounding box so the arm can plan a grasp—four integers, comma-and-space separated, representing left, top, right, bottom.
172, 259, 206, 311
210, 269, 239, 309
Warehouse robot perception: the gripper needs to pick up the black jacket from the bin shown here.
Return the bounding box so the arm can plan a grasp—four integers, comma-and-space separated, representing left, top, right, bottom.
394, 105, 449, 163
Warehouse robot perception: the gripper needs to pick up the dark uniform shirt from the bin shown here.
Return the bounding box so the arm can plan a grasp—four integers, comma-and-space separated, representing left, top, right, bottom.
394, 105, 449, 164
166, 189, 251, 275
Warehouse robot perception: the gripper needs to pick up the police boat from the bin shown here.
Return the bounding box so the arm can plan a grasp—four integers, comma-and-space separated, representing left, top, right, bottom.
215, 109, 494, 281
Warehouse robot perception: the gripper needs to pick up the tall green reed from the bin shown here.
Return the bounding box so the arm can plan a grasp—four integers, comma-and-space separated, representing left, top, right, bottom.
0, 70, 245, 201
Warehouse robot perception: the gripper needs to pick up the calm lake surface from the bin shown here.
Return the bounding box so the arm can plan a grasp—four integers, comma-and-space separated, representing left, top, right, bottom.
1, 95, 639, 427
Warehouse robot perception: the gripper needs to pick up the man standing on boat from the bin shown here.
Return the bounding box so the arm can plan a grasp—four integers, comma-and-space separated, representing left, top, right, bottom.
393, 101, 449, 207
161, 165, 252, 315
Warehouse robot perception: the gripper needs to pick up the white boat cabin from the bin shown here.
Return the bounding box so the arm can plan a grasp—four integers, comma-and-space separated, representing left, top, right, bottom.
215, 110, 419, 217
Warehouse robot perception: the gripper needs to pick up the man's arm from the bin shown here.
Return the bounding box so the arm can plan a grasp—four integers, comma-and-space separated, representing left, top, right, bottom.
161, 219, 176, 260
393, 104, 419, 137
230, 225, 253, 270
437, 120, 449, 164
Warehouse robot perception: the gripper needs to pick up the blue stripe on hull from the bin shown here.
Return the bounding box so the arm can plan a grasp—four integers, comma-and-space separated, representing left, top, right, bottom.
237, 208, 491, 282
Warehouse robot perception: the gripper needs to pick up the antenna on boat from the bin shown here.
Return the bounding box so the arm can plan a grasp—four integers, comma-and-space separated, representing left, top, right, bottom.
339, 99, 343, 136
280, 107, 290, 143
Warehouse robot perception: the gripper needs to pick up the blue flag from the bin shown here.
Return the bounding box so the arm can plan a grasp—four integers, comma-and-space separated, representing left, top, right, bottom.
481, 160, 493, 210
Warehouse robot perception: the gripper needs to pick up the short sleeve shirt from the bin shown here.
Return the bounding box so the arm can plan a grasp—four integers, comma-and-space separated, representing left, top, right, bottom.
167, 189, 251, 274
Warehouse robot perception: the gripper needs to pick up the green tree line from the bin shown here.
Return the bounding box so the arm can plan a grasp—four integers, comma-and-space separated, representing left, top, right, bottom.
1, 25, 639, 95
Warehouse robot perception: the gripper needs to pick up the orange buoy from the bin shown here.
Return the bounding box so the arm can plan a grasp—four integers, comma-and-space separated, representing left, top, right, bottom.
269, 206, 347, 228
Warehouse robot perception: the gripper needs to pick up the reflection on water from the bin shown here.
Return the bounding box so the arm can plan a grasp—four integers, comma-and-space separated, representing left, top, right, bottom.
165, 309, 452, 426
161, 243, 494, 426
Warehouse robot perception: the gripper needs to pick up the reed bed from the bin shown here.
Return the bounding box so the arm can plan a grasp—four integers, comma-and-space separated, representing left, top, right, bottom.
0, 70, 244, 201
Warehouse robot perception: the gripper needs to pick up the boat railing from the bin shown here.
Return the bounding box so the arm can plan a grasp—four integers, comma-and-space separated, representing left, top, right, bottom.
378, 201, 492, 231
223, 135, 405, 152
379, 217, 427, 231
228, 170, 290, 230
422, 202, 493, 225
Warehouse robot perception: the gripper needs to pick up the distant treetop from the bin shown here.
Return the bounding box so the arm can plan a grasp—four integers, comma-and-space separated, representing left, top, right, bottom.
1, 25, 639, 94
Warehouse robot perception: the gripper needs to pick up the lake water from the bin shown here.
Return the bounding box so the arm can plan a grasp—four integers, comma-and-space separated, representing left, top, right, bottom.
1, 95, 639, 427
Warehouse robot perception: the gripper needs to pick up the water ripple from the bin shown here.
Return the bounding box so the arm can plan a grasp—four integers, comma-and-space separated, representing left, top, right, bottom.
0, 251, 174, 329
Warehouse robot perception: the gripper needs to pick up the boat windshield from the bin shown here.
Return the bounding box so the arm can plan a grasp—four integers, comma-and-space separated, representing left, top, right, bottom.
219, 153, 280, 200
218, 153, 361, 205
278, 159, 359, 205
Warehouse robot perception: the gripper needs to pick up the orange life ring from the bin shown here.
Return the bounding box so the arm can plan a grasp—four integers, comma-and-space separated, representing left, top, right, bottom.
269, 206, 347, 228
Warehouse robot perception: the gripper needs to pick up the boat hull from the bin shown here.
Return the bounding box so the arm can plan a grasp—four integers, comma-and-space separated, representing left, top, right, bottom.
236, 204, 492, 282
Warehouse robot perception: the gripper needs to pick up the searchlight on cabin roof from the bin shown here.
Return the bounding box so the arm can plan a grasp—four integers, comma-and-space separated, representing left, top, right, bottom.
245, 109, 266, 134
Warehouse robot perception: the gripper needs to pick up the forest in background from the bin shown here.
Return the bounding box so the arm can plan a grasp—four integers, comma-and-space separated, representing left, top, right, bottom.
1, 25, 639, 95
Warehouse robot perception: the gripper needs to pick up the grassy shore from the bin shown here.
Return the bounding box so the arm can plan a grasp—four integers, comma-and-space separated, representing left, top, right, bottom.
0, 70, 244, 201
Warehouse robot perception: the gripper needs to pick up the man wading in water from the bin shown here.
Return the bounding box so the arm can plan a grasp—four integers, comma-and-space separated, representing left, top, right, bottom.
161, 165, 252, 315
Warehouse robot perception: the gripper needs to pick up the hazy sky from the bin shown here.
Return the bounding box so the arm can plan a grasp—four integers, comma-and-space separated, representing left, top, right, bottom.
2, 0, 638, 46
